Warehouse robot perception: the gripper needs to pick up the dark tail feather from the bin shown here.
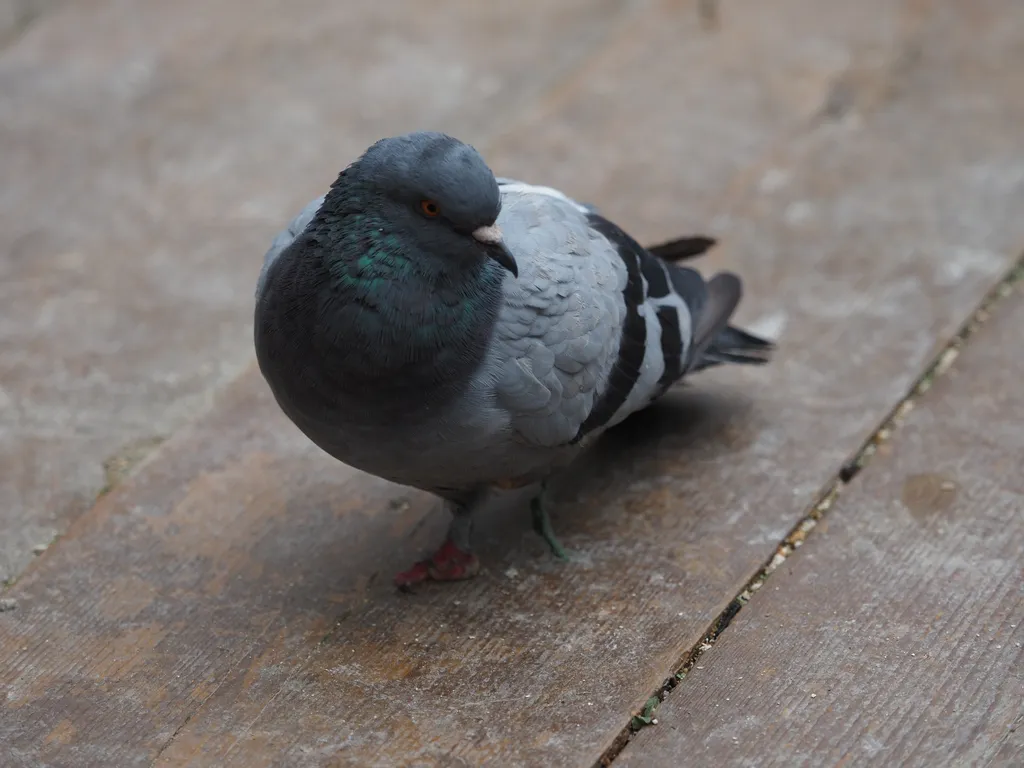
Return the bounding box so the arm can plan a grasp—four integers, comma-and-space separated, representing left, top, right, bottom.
648, 235, 717, 262
691, 324, 776, 372
652, 242, 775, 376
684, 272, 744, 373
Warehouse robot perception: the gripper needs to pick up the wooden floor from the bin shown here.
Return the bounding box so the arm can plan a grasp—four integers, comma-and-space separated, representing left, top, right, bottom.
1, 1, 1022, 766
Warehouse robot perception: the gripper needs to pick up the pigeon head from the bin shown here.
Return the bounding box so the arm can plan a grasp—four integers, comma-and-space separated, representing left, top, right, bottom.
324, 131, 518, 276
293, 133, 515, 396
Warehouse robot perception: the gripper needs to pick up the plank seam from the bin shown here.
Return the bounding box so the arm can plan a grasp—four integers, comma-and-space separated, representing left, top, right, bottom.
983, 712, 1024, 768
596, 254, 1024, 767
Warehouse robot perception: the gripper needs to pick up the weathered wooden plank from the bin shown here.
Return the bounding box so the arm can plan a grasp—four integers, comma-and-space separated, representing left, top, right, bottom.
151, 2, 1024, 764
990, 720, 1024, 768
0, 0, 634, 585
2, 0, 1023, 766
619, 281, 1024, 768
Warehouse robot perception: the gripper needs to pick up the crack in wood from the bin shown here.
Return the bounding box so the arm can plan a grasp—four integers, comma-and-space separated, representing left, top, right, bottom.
597, 252, 1024, 767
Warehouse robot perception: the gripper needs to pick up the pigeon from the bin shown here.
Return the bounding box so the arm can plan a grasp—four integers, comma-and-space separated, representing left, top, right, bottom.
254, 131, 774, 589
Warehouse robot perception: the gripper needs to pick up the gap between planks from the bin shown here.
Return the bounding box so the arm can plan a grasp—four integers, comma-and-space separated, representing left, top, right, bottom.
596, 253, 1024, 768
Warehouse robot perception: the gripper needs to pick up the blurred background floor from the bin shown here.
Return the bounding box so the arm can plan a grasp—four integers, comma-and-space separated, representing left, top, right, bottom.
1, 1, 1022, 765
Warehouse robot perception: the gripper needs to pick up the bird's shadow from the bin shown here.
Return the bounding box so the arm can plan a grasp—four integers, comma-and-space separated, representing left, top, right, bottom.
468, 383, 763, 561
238, 381, 764, 623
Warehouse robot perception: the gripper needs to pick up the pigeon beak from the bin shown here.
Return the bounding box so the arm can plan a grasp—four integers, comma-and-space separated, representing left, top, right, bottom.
472, 224, 518, 277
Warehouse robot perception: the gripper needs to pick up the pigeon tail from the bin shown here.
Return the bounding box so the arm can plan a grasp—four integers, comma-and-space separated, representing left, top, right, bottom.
647, 235, 717, 262
690, 324, 775, 372
655, 252, 776, 375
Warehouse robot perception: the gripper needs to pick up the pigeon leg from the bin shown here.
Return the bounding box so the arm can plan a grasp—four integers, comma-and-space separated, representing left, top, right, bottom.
530, 485, 569, 561
394, 500, 480, 590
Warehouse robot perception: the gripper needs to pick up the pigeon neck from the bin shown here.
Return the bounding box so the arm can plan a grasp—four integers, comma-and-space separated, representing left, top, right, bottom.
303, 212, 506, 409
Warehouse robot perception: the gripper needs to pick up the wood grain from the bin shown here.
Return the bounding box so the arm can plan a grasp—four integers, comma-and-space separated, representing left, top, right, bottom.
0, 0, 636, 584
1, 1, 1023, 766
619, 286, 1024, 767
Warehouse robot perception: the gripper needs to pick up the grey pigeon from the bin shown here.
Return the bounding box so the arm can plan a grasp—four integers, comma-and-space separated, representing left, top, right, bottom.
254, 131, 774, 589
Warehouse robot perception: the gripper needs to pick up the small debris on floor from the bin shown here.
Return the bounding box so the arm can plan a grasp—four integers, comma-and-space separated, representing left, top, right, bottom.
0, 598, 17, 612
631, 696, 661, 730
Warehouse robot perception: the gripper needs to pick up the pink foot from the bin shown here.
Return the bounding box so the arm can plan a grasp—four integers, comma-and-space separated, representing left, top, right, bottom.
394, 539, 481, 591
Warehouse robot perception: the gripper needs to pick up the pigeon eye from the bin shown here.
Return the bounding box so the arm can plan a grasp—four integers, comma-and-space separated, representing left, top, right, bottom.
420, 199, 440, 218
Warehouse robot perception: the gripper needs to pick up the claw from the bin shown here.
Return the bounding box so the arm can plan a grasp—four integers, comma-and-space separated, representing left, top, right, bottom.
394, 539, 481, 591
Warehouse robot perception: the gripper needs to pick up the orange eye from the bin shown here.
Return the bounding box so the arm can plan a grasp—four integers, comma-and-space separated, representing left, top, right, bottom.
420, 199, 440, 217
